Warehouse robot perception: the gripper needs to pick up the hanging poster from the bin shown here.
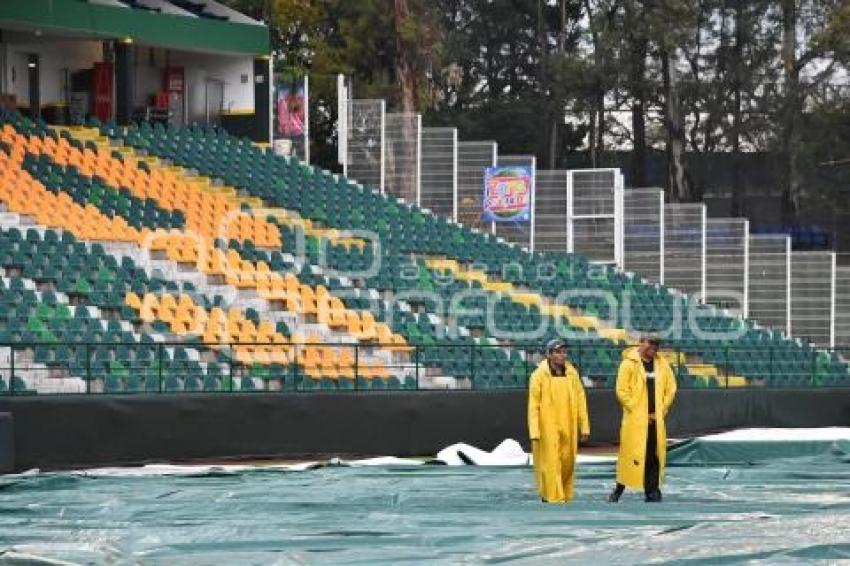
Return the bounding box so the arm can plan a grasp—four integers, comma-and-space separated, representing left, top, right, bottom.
483, 166, 533, 222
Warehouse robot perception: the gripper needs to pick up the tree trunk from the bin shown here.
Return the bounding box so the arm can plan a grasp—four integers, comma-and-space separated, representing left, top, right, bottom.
549, 118, 558, 169
548, 0, 569, 169
662, 49, 690, 202
538, 0, 551, 166
393, 0, 418, 201
588, 100, 598, 167
393, 0, 417, 114
596, 89, 605, 167
630, 35, 648, 187
781, 0, 800, 225
582, 0, 600, 167
558, 0, 567, 53
703, 0, 730, 154
730, 0, 744, 216
582, 0, 607, 168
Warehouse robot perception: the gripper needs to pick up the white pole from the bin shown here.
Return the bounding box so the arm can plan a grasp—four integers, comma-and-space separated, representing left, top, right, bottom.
700, 206, 707, 302
529, 156, 536, 252
658, 190, 665, 286
452, 130, 458, 223
416, 114, 422, 207
830, 252, 836, 349
786, 238, 792, 336
566, 171, 574, 253
379, 100, 385, 195
614, 173, 624, 268
303, 75, 310, 165
337, 74, 346, 170
743, 220, 750, 318
491, 143, 497, 235
267, 58, 273, 144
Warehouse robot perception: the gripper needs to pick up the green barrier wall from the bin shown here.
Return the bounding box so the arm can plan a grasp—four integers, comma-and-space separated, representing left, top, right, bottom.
2, 388, 850, 471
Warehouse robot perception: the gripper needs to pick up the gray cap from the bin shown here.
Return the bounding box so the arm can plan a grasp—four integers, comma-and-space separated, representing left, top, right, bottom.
642, 332, 661, 346
545, 338, 568, 353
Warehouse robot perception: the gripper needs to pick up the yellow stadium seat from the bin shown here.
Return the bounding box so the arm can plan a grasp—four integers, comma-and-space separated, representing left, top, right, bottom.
125, 292, 142, 310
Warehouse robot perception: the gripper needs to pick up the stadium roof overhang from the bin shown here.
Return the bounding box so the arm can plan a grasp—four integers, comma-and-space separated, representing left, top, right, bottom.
0, 0, 269, 56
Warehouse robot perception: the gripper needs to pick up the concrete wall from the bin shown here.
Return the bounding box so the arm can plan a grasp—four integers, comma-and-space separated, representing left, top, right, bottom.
169, 49, 253, 117
132, 46, 254, 123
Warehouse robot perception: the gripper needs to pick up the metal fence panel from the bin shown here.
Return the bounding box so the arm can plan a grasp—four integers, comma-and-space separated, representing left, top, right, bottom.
383, 113, 420, 203
834, 266, 850, 348
622, 187, 664, 283
567, 169, 622, 263
747, 234, 791, 333
706, 218, 748, 314
345, 99, 384, 191
835, 266, 850, 349
456, 141, 497, 231
419, 127, 456, 216
533, 170, 568, 252
791, 251, 835, 348
663, 203, 706, 298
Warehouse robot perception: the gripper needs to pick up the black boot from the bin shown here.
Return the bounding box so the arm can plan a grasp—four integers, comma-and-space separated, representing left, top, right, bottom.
645, 490, 662, 503
606, 484, 624, 503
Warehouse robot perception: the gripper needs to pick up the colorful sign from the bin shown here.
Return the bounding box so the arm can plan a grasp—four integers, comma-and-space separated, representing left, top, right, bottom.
276, 84, 306, 138
482, 166, 533, 222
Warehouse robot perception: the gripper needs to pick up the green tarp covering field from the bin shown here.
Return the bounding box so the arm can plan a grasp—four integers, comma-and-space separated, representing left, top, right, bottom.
1, 435, 849, 564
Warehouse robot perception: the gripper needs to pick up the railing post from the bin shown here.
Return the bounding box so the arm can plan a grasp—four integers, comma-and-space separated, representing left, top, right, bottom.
523, 346, 529, 386
725, 344, 729, 389
229, 346, 235, 393
9, 346, 14, 397
354, 343, 359, 391
470, 344, 475, 390
158, 343, 164, 393
576, 341, 582, 384
414, 345, 420, 390
769, 345, 774, 387
85, 343, 91, 395
291, 344, 298, 391
677, 346, 683, 388
811, 348, 817, 387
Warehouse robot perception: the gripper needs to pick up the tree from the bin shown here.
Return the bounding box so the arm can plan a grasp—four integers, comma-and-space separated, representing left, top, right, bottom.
644, 0, 700, 202
581, 0, 620, 167
220, 0, 850, 243
622, 0, 651, 188
427, 1, 589, 165
219, 0, 441, 171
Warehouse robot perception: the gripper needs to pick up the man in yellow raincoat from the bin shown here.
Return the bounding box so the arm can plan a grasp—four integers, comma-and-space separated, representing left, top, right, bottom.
608, 334, 677, 502
528, 339, 590, 503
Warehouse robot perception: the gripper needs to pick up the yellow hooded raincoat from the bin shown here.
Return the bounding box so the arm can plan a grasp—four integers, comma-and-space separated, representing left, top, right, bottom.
528, 359, 590, 503
615, 347, 677, 489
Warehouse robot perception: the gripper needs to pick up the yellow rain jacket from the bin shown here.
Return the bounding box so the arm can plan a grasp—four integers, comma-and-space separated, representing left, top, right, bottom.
615, 347, 677, 489
528, 359, 590, 503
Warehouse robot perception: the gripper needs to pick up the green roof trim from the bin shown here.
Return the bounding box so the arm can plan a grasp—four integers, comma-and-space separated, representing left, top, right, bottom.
0, 0, 269, 55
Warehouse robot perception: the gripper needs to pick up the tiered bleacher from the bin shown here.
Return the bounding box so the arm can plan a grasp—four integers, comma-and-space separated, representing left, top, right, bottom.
0, 109, 847, 394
